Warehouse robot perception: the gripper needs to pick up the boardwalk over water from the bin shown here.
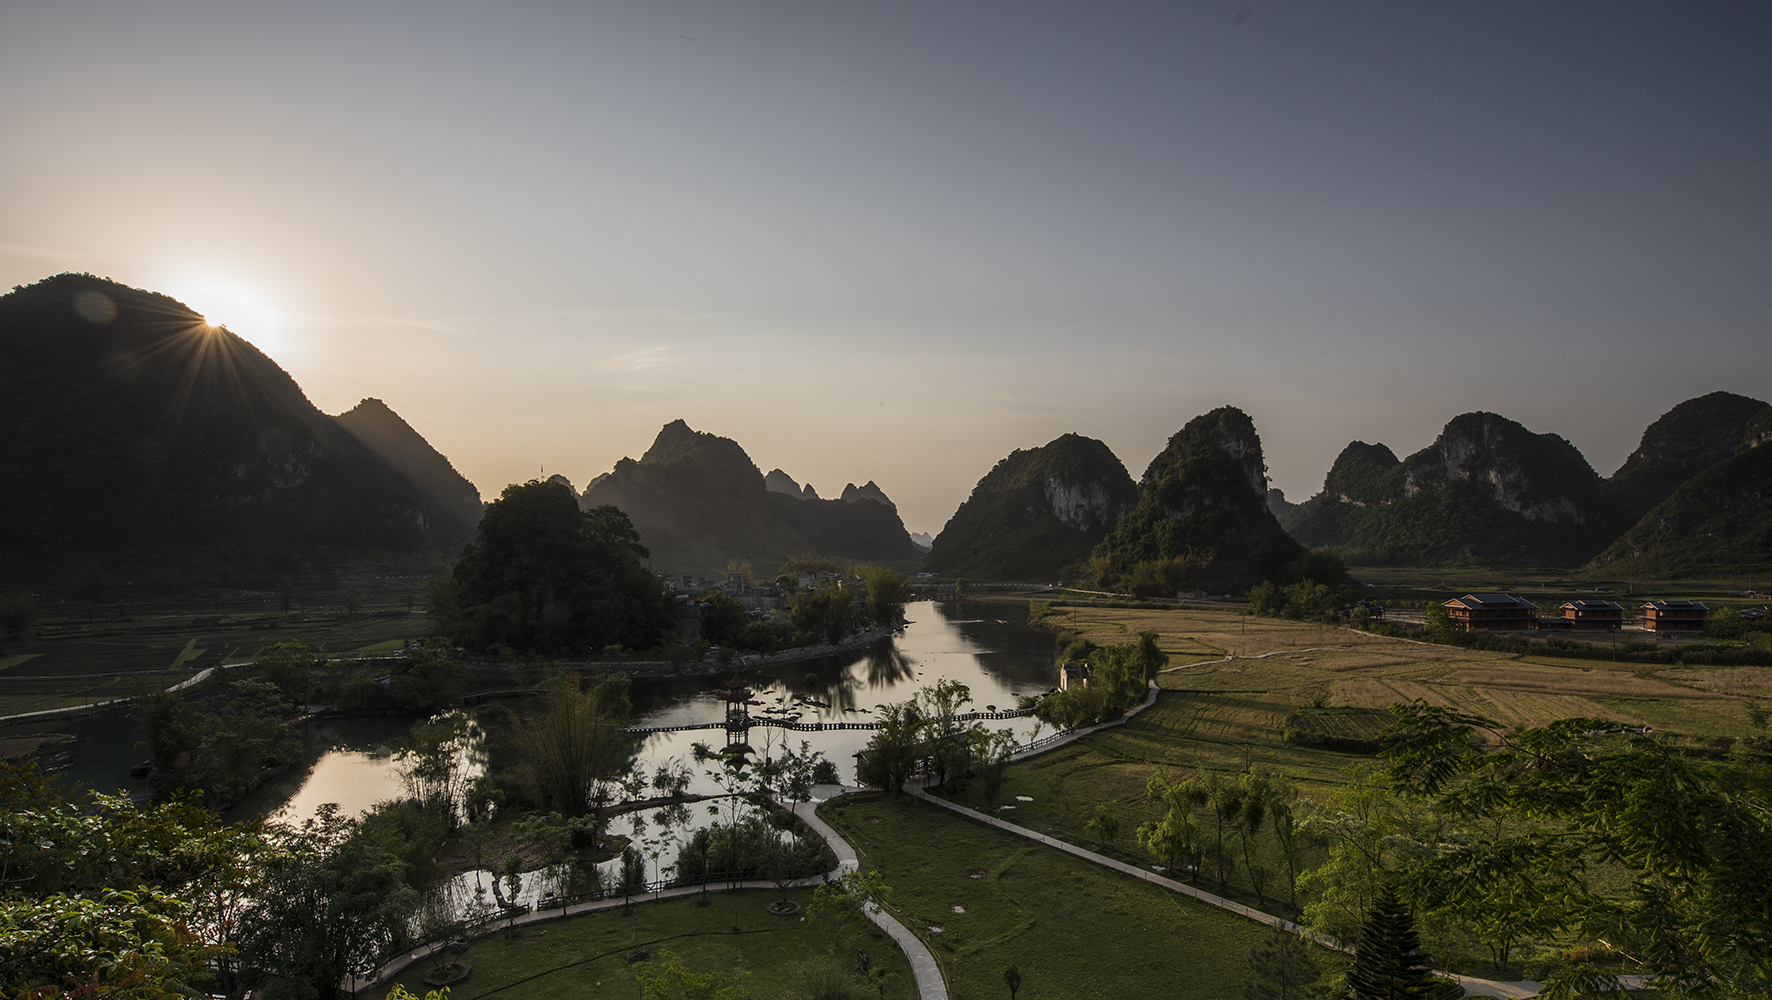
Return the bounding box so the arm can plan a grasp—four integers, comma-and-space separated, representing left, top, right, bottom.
625, 707, 1036, 736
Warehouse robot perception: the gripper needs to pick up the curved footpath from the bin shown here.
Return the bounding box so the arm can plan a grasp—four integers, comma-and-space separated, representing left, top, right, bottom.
358, 788, 948, 1000
0, 666, 215, 724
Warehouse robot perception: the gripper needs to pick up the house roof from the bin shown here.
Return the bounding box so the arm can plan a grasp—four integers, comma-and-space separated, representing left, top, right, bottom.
1445, 593, 1538, 610
1561, 600, 1625, 612
1643, 600, 1708, 611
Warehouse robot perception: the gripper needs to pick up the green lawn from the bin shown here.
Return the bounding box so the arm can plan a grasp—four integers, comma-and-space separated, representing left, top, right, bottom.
819, 792, 1319, 1000
383, 887, 916, 1000
935, 688, 1344, 917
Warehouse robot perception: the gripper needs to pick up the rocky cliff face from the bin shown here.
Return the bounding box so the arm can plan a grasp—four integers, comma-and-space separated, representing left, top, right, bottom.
924, 433, 1136, 580
1400, 413, 1603, 525
1044, 476, 1129, 533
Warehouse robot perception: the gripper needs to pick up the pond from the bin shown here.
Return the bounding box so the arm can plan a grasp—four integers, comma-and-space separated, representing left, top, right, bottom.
6, 599, 1060, 926
8, 599, 1058, 821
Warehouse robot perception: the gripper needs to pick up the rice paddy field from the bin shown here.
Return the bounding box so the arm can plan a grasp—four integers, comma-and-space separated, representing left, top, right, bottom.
935, 599, 1767, 924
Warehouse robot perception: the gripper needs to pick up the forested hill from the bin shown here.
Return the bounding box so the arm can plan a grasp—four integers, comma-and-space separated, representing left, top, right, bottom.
334, 397, 484, 529
924, 433, 1136, 581
579, 419, 923, 575
1285, 412, 1612, 566
0, 274, 479, 584
1601, 391, 1768, 529
1088, 407, 1308, 594
1588, 405, 1772, 577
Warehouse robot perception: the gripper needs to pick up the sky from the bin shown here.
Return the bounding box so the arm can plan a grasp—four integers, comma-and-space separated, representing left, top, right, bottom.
4, 1, 1769, 537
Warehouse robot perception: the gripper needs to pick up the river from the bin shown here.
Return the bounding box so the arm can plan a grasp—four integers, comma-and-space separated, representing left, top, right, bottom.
10, 598, 1058, 822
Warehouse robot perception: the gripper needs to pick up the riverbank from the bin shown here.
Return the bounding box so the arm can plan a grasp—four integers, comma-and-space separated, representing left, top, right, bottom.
455, 623, 904, 680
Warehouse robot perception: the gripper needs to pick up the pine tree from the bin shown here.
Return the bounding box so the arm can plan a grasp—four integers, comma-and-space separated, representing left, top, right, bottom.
1349, 887, 1439, 1000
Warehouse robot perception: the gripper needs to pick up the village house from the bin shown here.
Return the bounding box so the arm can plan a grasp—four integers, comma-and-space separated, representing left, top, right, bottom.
1059, 662, 1092, 691
1443, 593, 1538, 631
1560, 599, 1626, 631
1642, 599, 1708, 633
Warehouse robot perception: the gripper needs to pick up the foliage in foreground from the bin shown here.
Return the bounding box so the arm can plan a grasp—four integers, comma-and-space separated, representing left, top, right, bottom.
0, 758, 262, 997
1380, 702, 1772, 999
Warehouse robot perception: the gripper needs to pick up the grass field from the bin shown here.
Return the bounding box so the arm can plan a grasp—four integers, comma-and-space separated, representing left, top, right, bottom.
0, 602, 439, 716
819, 792, 1315, 1000
382, 887, 917, 1000
933, 599, 1770, 941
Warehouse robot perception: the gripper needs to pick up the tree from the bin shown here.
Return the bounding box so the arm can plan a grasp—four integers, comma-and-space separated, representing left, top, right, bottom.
502, 855, 525, 936
1381, 701, 1772, 998
755, 740, 825, 808
389, 637, 464, 713
396, 713, 484, 831
1243, 929, 1324, 1000
726, 558, 755, 587
977, 728, 1019, 811
1004, 963, 1024, 999
1141, 771, 1208, 883
698, 590, 747, 647
809, 869, 894, 952
790, 584, 857, 643
1348, 886, 1438, 1000
856, 701, 922, 797
0, 758, 263, 999
258, 640, 318, 707
432, 479, 676, 654
1085, 802, 1121, 852
852, 563, 912, 624
1138, 807, 1202, 883
1294, 765, 1442, 950
918, 679, 978, 791
505, 672, 635, 816
237, 804, 420, 998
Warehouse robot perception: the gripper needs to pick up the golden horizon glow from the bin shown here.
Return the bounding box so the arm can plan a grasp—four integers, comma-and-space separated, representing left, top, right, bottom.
164, 278, 286, 351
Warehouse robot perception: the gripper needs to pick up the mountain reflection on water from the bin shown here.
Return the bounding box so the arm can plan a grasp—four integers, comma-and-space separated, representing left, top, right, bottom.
15, 599, 1059, 827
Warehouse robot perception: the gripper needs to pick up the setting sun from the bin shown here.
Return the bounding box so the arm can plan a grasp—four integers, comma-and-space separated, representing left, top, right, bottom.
163, 278, 286, 352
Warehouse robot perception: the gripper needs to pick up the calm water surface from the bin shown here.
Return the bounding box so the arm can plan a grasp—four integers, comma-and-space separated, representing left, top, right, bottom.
11, 598, 1057, 823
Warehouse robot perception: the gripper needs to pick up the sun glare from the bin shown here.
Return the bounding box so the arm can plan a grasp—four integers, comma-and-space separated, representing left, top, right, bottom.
164, 278, 287, 353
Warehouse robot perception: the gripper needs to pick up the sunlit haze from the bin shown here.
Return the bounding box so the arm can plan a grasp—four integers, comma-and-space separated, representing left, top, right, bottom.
3, 2, 1769, 536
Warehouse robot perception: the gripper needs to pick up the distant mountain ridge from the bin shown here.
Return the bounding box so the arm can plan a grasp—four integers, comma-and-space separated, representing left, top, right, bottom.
1589, 403, 1772, 577
580, 420, 922, 575
0, 274, 477, 581
1284, 412, 1611, 566
334, 397, 484, 529
924, 433, 1137, 581
1274, 394, 1772, 572
1601, 391, 1768, 528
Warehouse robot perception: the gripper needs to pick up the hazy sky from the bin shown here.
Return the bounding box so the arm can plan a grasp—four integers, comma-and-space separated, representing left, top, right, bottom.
4, 2, 1769, 536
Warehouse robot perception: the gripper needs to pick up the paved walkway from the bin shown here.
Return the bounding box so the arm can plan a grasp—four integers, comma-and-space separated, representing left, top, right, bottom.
908, 780, 1303, 933
798, 789, 948, 1000
358, 786, 949, 1000
0, 666, 216, 724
